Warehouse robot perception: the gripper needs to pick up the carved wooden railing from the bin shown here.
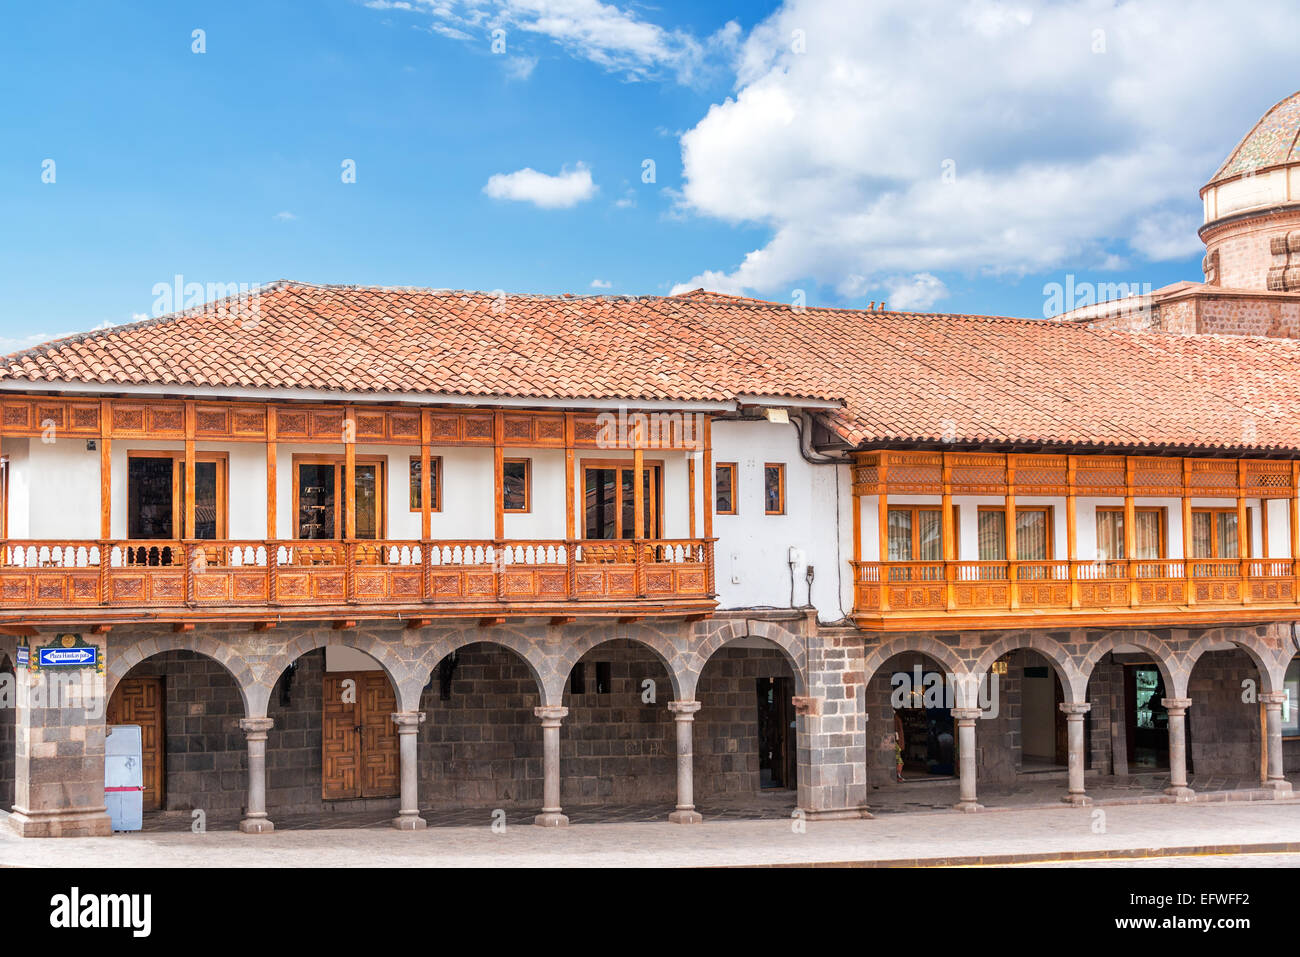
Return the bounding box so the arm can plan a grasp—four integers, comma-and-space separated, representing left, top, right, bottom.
0, 538, 714, 610
853, 555, 1300, 615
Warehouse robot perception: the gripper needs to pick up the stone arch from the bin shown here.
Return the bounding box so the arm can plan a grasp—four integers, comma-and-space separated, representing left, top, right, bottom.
1079, 630, 1182, 698
420, 626, 552, 707
1182, 627, 1287, 695
108, 634, 255, 714
256, 631, 415, 715
861, 634, 973, 706
689, 618, 808, 701
550, 623, 689, 705
972, 632, 1088, 703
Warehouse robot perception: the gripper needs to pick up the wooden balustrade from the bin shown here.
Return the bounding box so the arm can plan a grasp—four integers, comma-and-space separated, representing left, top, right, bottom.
0, 538, 714, 611
853, 556, 1300, 616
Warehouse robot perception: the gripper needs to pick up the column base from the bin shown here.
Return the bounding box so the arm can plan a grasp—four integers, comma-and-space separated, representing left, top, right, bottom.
392, 813, 428, 830
952, 800, 984, 813
1163, 785, 1195, 802
799, 806, 874, 821
238, 817, 275, 834
668, 808, 703, 824
534, 811, 570, 827
1061, 793, 1093, 806
1264, 780, 1294, 796
7, 806, 112, 838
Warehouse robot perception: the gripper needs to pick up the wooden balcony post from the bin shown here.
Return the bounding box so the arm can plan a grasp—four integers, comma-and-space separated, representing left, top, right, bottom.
1238, 460, 1250, 604
266, 405, 277, 540
564, 413, 576, 542
877, 454, 890, 612
100, 398, 113, 539
702, 417, 713, 541
941, 452, 955, 611
687, 454, 696, 540
1066, 455, 1079, 608
851, 456, 863, 613
344, 406, 357, 541
633, 431, 645, 597
420, 409, 432, 541
1005, 453, 1018, 610
1292, 461, 1299, 604
1182, 459, 1195, 606
1124, 457, 1137, 607
493, 411, 505, 541
183, 400, 196, 540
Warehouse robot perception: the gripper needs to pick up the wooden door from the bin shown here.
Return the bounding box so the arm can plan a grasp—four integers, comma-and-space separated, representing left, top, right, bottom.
106, 676, 165, 810
321, 672, 399, 800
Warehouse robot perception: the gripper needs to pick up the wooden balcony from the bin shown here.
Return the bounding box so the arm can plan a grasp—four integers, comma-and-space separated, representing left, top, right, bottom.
0, 538, 715, 625
852, 558, 1300, 630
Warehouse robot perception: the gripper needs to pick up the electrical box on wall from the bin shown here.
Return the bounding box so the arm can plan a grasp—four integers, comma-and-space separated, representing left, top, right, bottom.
788, 546, 806, 565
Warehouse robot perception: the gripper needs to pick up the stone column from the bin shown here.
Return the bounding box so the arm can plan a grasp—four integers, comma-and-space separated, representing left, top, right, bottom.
1161, 697, 1194, 801
1059, 702, 1092, 805
951, 707, 983, 812
238, 717, 275, 833
391, 711, 427, 830
534, 705, 569, 827
1259, 691, 1293, 794
8, 654, 112, 838
667, 700, 702, 824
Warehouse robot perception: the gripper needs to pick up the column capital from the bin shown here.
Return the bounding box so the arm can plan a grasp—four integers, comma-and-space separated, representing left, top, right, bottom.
239, 717, 274, 735
1259, 691, 1288, 706
668, 700, 702, 716
1160, 697, 1192, 713
951, 707, 983, 721
1058, 702, 1092, 716
391, 711, 426, 730
534, 705, 569, 725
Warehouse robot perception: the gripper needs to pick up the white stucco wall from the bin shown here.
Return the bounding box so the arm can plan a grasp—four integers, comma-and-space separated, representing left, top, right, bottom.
710, 419, 853, 622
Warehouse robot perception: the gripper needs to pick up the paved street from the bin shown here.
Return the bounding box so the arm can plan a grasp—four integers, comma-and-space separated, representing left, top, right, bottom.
4, 796, 1300, 868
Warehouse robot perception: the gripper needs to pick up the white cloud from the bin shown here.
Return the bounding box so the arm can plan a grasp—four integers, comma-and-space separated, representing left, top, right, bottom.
881, 273, 948, 311
675, 0, 1300, 303
273, 210, 297, 221
590, 278, 612, 288
365, 0, 738, 83
484, 163, 596, 208
505, 55, 538, 79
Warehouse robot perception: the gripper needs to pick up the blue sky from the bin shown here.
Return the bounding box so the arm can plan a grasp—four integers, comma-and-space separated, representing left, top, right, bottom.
1, 0, 1297, 348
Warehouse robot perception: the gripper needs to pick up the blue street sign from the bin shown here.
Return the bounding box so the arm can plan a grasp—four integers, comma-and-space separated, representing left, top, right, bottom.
15, 646, 29, 667
37, 646, 97, 667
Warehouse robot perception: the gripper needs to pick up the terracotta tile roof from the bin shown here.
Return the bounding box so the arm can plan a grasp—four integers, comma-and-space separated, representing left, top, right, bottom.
4, 280, 1300, 454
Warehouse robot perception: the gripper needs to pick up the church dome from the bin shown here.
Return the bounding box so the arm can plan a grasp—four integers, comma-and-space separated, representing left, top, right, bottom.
1206, 90, 1300, 188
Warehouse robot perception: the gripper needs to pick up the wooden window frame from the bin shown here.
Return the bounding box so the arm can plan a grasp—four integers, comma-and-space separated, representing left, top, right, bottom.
1095, 506, 1167, 560
408, 455, 443, 512
974, 505, 1054, 560
1190, 506, 1253, 559
579, 457, 665, 539
503, 457, 531, 514
715, 462, 738, 515
291, 453, 387, 540
885, 505, 946, 561
126, 449, 229, 539
764, 462, 786, 516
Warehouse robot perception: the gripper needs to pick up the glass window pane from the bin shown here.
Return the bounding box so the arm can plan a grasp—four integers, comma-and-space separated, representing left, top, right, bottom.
1134, 511, 1161, 559
193, 461, 218, 540
503, 460, 528, 512
584, 468, 618, 539
715, 466, 734, 513
1191, 511, 1212, 558
917, 509, 942, 561
1096, 510, 1123, 560
887, 509, 912, 561
409, 460, 421, 510
354, 465, 378, 539
298, 464, 335, 539
1217, 511, 1238, 558
128, 457, 175, 540
978, 511, 1006, 561
1284, 658, 1300, 736
764, 465, 784, 513
1016, 509, 1048, 561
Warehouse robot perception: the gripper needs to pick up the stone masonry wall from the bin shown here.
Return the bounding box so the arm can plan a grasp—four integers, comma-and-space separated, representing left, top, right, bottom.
1187, 648, 1263, 778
